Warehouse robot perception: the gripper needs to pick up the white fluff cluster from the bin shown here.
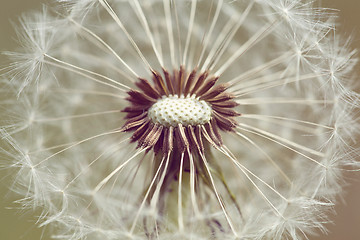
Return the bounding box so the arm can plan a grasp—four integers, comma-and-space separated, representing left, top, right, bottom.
1, 0, 359, 239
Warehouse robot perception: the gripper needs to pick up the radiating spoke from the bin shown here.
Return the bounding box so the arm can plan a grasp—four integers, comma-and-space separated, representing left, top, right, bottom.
217, 145, 286, 218
227, 51, 293, 85
204, 2, 254, 72
98, 0, 153, 70
44, 60, 127, 92
68, 17, 139, 77
35, 110, 121, 122
34, 128, 123, 167
131, 0, 164, 67
187, 148, 201, 217
241, 114, 334, 133
236, 97, 334, 105
234, 73, 326, 97
130, 154, 168, 234
162, 0, 176, 67
178, 152, 185, 231
64, 137, 130, 191
215, 19, 280, 76
237, 125, 326, 167
199, 151, 238, 237
197, 0, 224, 68
52, 88, 126, 99
239, 123, 325, 157
233, 131, 293, 186
183, 0, 197, 67
93, 147, 147, 194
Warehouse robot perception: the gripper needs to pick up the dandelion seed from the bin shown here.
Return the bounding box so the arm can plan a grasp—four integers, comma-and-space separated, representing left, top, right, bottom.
1, 0, 359, 240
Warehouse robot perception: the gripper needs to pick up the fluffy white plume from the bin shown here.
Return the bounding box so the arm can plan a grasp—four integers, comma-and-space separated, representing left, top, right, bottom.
1, 0, 359, 239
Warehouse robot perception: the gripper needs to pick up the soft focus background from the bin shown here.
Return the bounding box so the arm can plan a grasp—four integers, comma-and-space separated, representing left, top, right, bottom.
0, 0, 359, 239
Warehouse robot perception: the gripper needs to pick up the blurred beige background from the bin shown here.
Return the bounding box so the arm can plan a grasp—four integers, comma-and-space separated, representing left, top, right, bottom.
0, 0, 359, 239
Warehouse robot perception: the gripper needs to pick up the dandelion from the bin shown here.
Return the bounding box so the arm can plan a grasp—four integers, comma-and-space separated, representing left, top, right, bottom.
1, 0, 359, 239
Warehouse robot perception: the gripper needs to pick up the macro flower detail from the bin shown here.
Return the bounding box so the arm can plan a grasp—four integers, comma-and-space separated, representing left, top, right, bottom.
1, 0, 359, 240
122, 67, 239, 153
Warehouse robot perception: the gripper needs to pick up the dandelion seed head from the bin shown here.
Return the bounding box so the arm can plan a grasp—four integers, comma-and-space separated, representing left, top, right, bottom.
1, 0, 359, 239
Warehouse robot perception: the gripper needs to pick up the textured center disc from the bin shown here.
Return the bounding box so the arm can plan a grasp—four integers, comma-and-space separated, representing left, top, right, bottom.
148, 95, 212, 127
